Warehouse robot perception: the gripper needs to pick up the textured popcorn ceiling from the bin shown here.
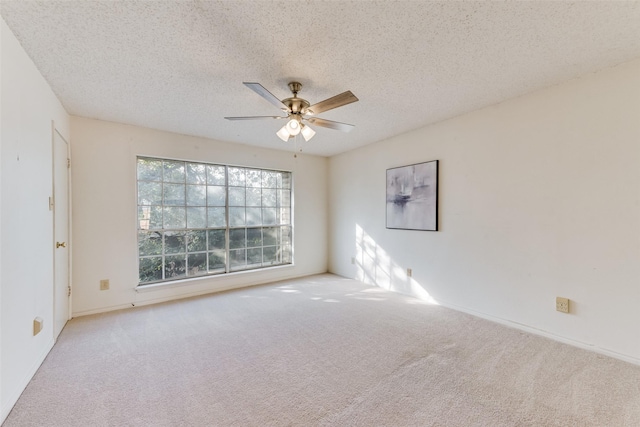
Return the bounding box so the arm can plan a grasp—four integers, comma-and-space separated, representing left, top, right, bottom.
2, 1, 640, 157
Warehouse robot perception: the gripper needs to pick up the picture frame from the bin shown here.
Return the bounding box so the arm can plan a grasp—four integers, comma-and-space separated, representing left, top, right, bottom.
386, 160, 438, 231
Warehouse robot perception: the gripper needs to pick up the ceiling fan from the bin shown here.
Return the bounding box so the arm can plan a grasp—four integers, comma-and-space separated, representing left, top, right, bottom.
225, 81, 358, 142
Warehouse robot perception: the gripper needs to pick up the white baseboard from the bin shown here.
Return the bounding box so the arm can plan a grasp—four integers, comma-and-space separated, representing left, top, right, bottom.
433, 300, 640, 367
1, 338, 55, 424
72, 270, 329, 317
331, 272, 640, 367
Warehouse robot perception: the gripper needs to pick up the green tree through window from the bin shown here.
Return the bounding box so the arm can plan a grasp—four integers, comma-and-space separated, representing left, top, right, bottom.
137, 157, 292, 285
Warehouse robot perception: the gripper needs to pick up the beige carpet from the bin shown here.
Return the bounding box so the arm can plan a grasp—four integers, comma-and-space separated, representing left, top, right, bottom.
4, 274, 640, 426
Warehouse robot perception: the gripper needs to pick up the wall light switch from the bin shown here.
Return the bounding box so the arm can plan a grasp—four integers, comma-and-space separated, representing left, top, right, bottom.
100, 279, 110, 291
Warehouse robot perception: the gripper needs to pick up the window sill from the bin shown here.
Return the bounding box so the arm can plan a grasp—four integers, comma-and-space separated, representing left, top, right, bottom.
135, 263, 295, 293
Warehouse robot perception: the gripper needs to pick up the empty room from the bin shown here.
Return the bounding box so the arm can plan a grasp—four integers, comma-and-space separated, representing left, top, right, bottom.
1, 1, 640, 426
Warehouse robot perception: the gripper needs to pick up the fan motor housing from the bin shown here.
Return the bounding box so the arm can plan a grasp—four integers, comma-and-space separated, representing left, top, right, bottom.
282, 97, 310, 114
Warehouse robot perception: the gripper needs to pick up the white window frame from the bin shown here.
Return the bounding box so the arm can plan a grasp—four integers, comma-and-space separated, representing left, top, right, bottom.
136, 157, 293, 285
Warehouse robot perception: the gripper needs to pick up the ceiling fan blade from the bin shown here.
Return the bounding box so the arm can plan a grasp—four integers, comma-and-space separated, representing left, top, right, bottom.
243, 82, 288, 110
306, 117, 355, 132
307, 90, 358, 115
224, 116, 286, 120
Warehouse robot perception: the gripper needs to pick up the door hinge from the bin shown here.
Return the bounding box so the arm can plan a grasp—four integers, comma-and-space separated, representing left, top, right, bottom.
68, 286, 71, 297
67, 158, 71, 168
49, 196, 54, 211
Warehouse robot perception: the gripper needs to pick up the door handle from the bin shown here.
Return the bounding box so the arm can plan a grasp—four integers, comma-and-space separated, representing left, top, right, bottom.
56, 242, 66, 248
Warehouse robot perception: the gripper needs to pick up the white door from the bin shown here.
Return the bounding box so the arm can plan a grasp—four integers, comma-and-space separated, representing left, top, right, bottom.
53, 129, 70, 339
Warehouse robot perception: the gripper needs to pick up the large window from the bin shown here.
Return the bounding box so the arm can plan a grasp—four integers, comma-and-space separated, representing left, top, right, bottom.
137, 157, 292, 285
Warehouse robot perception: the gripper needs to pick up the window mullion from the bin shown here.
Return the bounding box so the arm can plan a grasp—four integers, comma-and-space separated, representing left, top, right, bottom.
161, 178, 166, 281
225, 165, 230, 273
182, 167, 187, 276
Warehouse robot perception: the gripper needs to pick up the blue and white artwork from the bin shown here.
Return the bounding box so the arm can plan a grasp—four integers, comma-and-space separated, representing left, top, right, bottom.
386, 160, 438, 231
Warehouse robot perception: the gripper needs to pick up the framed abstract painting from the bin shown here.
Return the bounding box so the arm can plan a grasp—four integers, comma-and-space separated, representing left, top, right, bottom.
386, 160, 438, 231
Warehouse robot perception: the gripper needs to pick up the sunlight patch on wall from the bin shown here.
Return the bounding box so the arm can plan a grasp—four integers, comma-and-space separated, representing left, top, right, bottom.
355, 224, 438, 304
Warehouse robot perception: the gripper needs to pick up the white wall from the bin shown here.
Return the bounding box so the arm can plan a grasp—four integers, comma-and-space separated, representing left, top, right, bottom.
0, 17, 70, 422
328, 59, 640, 364
70, 117, 328, 315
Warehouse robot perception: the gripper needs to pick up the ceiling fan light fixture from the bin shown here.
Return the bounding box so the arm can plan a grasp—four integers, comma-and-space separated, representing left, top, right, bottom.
276, 125, 290, 142
286, 117, 301, 135
301, 124, 316, 141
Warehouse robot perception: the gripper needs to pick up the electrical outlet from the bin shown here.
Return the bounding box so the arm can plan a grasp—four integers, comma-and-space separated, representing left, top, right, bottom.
351, 257, 355, 265
33, 317, 44, 336
100, 279, 110, 291
407, 268, 412, 277
556, 297, 569, 313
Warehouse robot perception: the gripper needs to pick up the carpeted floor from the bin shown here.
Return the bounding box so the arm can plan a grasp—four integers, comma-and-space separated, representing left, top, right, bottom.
4, 274, 640, 426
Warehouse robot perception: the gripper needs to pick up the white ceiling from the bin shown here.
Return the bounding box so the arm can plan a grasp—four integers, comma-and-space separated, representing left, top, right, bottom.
2, 1, 639, 157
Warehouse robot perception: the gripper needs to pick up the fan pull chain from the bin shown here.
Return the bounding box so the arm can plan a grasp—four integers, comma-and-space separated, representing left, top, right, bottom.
293, 133, 301, 158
